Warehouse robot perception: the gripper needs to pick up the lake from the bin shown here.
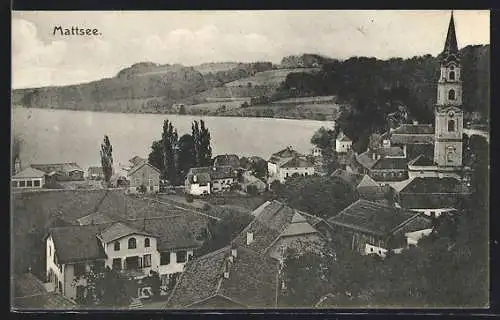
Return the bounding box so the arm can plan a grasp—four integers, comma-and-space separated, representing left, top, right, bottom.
12, 107, 334, 171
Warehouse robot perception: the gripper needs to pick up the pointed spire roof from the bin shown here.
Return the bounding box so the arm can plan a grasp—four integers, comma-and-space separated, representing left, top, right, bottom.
442, 11, 459, 62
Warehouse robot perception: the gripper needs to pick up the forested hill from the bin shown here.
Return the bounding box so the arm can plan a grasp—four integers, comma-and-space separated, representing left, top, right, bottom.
12, 45, 488, 120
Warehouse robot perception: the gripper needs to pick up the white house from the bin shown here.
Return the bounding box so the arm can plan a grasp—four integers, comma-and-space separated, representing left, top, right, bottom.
335, 131, 352, 153
45, 216, 205, 302
12, 167, 46, 189
267, 147, 315, 183
185, 166, 237, 195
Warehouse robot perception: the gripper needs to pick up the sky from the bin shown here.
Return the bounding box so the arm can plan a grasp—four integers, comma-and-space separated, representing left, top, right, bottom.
12, 10, 490, 89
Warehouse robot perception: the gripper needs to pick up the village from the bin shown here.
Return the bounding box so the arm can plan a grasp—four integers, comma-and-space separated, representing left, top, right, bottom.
11, 13, 489, 310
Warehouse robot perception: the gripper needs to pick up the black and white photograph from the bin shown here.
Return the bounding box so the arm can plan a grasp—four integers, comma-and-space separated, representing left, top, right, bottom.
11, 10, 490, 310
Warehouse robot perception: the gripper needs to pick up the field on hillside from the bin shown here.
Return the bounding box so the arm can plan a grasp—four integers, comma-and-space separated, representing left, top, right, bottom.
272, 95, 338, 104
222, 103, 341, 121
225, 68, 321, 87
186, 99, 250, 114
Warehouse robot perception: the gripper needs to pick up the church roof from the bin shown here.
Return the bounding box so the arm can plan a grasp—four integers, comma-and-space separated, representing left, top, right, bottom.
443, 11, 459, 56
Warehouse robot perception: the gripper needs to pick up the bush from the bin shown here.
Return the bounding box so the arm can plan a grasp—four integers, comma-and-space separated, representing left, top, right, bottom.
246, 185, 259, 196
186, 194, 194, 202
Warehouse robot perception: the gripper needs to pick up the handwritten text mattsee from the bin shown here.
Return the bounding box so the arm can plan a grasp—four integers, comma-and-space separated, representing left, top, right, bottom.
53, 26, 101, 36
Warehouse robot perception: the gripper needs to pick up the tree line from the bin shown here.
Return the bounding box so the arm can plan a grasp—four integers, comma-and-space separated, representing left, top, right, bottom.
148, 119, 213, 185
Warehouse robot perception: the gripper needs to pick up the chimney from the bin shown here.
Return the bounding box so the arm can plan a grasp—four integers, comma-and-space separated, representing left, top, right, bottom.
246, 232, 254, 245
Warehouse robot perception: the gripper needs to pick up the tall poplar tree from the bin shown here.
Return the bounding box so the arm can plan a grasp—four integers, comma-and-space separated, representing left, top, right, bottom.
199, 120, 213, 166
161, 119, 178, 184
100, 135, 113, 185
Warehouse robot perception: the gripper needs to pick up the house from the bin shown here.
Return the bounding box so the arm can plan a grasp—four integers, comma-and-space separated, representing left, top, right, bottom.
165, 245, 278, 309
331, 169, 388, 202
232, 200, 325, 261
185, 166, 238, 195
129, 156, 146, 167
31, 163, 85, 181
12, 273, 77, 310
335, 131, 352, 153
12, 167, 46, 189
397, 177, 470, 218
355, 149, 410, 184
45, 215, 208, 301
267, 147, 315, 183
87, 166, 104, 180
213, 154, 240, 169
327, 199, 434, 258
127, 160, 161, 193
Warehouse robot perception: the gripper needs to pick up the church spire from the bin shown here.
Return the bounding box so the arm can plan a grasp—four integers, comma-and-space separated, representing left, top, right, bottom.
443, 11, 458, 55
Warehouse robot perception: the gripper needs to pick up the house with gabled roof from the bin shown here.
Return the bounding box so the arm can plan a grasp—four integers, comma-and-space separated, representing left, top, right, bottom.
326, 199, 433, 258
31, 163, 84, 181
331, 169, 388, 202
12, 167, 46, 189
396, 177, 470, 218
335, 131, 352, 153
127, 159, 161, 193
267, 146, 315, 183
232, 200, 325, 261
165, 245, 279, 309
185, 165, 238, 195
44, 213, 210, 302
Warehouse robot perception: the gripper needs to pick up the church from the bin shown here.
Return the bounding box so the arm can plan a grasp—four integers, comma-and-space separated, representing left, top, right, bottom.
354, 12, 467, 187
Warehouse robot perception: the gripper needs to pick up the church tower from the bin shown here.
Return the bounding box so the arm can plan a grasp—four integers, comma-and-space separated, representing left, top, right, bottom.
434, 11, 463, 169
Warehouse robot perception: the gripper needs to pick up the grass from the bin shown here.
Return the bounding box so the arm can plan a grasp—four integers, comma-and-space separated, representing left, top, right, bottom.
225, 68, 321, 87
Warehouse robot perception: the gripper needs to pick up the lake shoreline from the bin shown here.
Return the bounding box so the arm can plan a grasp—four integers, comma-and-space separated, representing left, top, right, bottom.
14, 105, 335, 122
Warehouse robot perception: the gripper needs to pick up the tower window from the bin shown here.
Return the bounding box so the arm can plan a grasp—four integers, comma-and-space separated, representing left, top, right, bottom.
448, 120, 455, 132
448, 89, 456, 101
449, 71, 455, 81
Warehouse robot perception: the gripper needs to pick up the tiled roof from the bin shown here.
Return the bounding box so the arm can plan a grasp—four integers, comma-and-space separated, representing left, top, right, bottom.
399, 177, 470, 194
406, 144, 434, 161
357, 175, 380, 188
391, 124, 434, 135
270, 147, 301, 160
127, 161, 161, 176
355, 152, 378, 170
166, 246, 278, 308
408, 154, 436, 167
327, 199, 420, 238
188, 166, 237, 181
232, 201, 319, 256
391, 134, 434, 145
336, 132, 352, 142
77, 212, 117, 226
99, 221, 154, 243
14, 292, 77, 310
128, 215, 209, 251
374, 146, 405, 158
213, 154, 240, 168
12, 167, 46, 179
129, 156, 146, 166
31, 163, 83, 174
281, 157, 314, 168
48, 225, 108, 263
371, 157, 408, 170
399, 193, 464, 210
13, 273, 47, 298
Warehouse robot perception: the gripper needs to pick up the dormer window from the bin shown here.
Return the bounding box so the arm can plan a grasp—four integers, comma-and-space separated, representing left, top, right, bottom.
114, 241, 120, 251
128, 237, 137, 249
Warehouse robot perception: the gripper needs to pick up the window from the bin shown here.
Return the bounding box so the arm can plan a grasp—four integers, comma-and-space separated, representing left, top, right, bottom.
447, 152, 454, 163
370, 248, 374, 253
74, 263, 85, 277
58, 281, 63, 293
177, 250, 187, 263
49, 245, 51, 257
430, 211, 436, 218
13, 181, 18, 188
114, 241, 120, 251
112, 258, 122, 270
26, 180, 33, 187
448, 89, 456, 101
160, 252, 170, 265
143, 254, 152, 267
448, 120, 455, 132
145, 238, 150, 248
19, 180, 26, 187
449, 71, 455, 80
34, 180, 40, 187
128, 237, 137, 249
